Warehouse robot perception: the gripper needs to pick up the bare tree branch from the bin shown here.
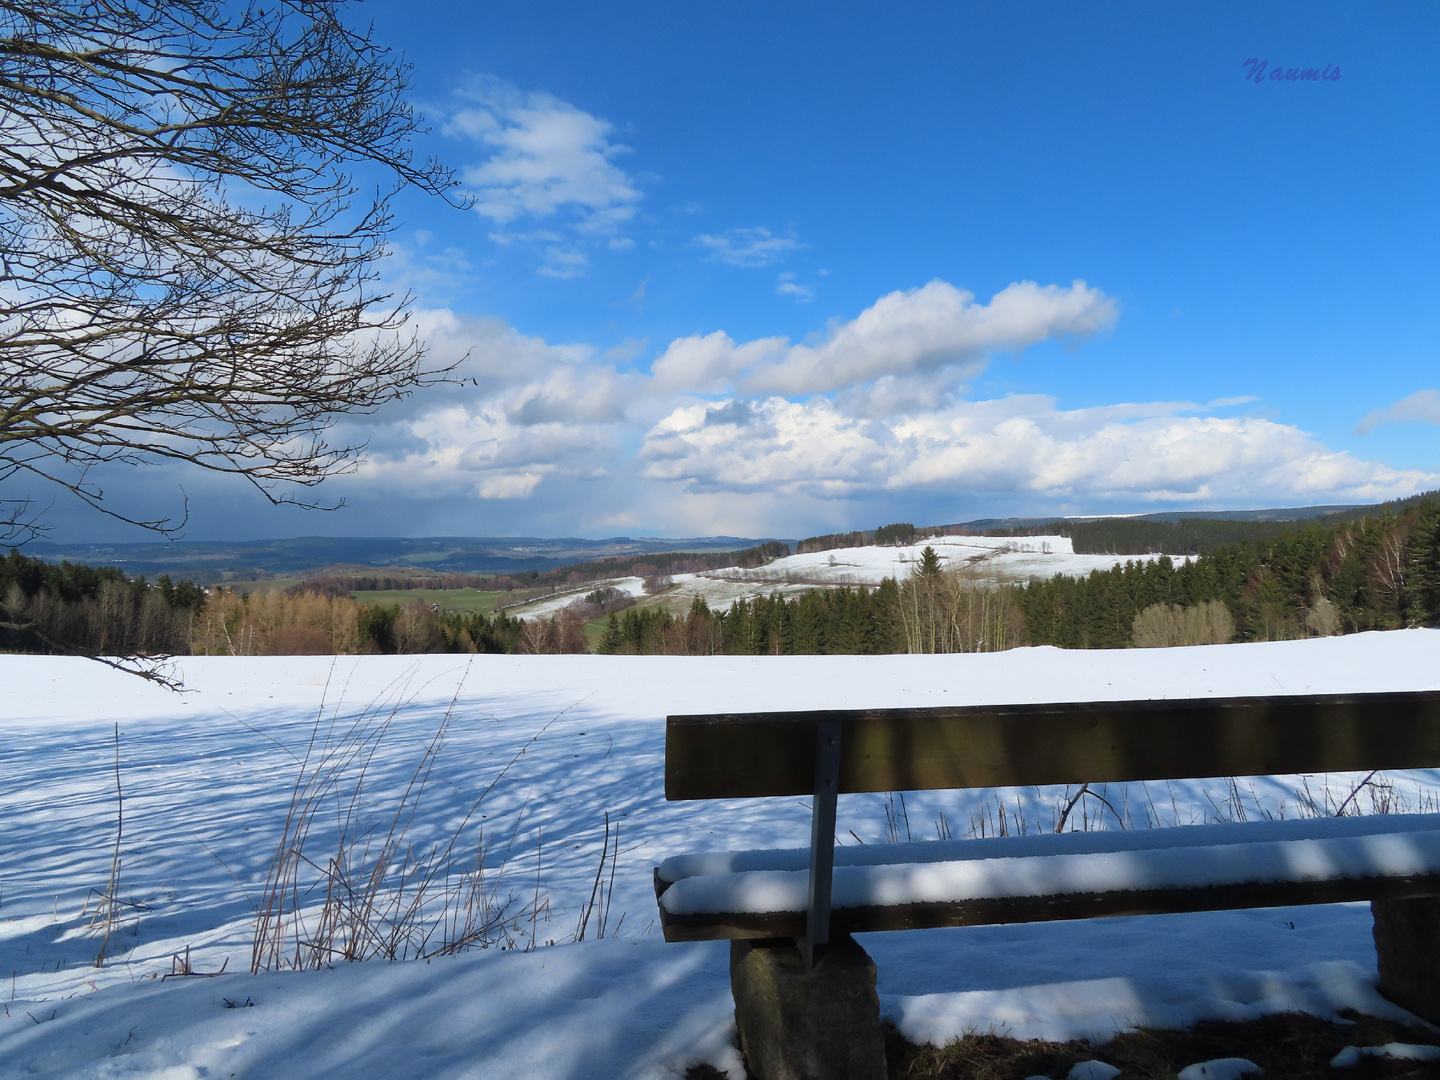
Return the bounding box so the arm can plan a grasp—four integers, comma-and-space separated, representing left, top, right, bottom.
0, 0, 467, 539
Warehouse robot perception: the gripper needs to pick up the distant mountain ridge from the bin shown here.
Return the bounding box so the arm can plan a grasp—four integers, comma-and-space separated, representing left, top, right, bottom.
23, 534, 777, 582
24, 491, 1439, 581
951, 492, 1440, 557
951, 502, 1371, 531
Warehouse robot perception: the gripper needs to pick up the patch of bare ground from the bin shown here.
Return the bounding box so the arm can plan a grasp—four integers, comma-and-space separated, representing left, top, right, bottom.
687, 1010, 1440, 1079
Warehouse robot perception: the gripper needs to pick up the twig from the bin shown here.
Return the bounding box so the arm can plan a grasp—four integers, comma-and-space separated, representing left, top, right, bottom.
576, 811, 610, 943
1335, 770, 1382, 817
93, 724, 123, 967
600, 817, 620, 938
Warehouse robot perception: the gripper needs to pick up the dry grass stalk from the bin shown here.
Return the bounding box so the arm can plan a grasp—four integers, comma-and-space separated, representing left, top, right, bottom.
575, 811, 626, 942
90, 724, 123, 967
251, 666, 566, 972
883, 768, 1439, 848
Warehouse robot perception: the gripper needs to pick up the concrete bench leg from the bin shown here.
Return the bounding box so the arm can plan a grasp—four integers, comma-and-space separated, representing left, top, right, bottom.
1373, 897, 1440, 1023
730, 934, 887, 1080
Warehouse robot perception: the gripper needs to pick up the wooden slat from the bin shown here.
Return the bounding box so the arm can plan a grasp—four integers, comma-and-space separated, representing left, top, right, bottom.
655, 872, 1440, 942
665, 690, 1440, 800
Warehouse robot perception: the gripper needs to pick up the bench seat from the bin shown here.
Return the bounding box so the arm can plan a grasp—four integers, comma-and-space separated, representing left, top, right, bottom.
656, 813, 1440, 941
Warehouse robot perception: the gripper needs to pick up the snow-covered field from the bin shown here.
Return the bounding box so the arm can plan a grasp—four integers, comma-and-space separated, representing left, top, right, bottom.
506, 534, 1176, 621
705, 534, 1171, 589
498, 575, 650, 620
4, 633, 1440, 1079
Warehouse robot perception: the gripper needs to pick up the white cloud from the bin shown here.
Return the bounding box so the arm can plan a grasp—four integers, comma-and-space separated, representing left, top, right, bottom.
335, 286, 1434, 526
836, 371, 958, 419
777, 273, 815, 302
639, 394, 1437, 504
694, 227, 801, 267
342, 311, 626, 502
602, 337, 648, 363
642, 398, 888, 494
505, 365, 631, 426
746, 280, 1118, 395
446, 78, 641, 234
475, 472, 545, 499
380, 233, 476, 298
649, 330, 789, 393
1356, 389, 1440, 434
356, 398, 616, 503
647, 279, 1116, 395
536, 246, 589, 279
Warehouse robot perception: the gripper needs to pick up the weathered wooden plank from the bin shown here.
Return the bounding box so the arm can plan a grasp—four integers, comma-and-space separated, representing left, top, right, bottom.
655, 872, 1440, 942
664, 690, 1440, 800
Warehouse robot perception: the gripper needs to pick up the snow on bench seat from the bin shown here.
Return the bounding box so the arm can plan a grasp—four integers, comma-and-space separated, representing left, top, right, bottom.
658, 814, 1440, 920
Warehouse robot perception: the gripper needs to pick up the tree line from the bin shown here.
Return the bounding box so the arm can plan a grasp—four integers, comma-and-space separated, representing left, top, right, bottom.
596, 551, 1025, 656
795, 522, 935, 553
1, 548, 532, 657
299, 541, 792, 596
1, 550, 205, 654
984, 490, 1440, 556
1019, 496, 1440, 648
8, 495, 1440, 659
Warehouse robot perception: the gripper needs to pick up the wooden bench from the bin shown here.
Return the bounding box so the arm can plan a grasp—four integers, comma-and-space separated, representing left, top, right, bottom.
654, 690, 1440, 1080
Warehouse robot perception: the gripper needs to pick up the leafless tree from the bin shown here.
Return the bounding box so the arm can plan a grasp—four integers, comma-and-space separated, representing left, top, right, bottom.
0, 0, 465, 540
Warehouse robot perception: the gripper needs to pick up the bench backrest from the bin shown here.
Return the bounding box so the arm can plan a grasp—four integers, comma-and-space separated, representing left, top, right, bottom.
665, 690, 1440, 800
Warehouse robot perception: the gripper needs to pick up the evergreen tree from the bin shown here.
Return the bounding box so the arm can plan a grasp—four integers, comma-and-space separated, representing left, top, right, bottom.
597, 612, 622, 654
918, 546, 943, 577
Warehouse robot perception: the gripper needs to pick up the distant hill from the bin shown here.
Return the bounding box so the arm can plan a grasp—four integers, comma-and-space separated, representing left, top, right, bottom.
952, 502, 1370, 532
23, 534, 779, 583
948, 492, 1440, 556
25, 490, 1440, 581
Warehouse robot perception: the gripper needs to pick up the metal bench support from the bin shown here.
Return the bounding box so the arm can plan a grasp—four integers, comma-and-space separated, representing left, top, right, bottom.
802, 720, 842, 971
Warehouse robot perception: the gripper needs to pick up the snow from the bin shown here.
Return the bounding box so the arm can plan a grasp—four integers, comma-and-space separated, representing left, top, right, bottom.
501, 576, 648, 620
658, 820, 1440, 916
1332, 1042, 1440, 1066
503, 534, 1182, 619
5, 631, 1440, 1078
1176, 1059, 1262, 1080
691, 534, 1179, 592
658, 813, 1440, 884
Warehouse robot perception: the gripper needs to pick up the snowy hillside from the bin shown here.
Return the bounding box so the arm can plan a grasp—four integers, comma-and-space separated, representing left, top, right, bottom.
4, 633, 1440, 1078
504, 533, 1177, 621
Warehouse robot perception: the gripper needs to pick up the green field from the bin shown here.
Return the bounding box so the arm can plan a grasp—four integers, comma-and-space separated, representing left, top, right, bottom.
350, 588, 509, 614
224, 577, 302, 594
581, 617, 608, 651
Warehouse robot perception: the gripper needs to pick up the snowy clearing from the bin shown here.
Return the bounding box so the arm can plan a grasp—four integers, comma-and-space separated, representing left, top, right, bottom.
499, 534, 1179, 620
694, 534, 1178, 589
4, 632, 1440, 1078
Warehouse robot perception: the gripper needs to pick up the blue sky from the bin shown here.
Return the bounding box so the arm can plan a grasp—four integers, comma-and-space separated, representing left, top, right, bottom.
52, 2, 1440, 540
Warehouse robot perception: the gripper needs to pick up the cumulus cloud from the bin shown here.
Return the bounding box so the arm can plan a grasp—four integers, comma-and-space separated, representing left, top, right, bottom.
836, 371, 958, 419
445, 78, 641, 234
342, 311, 628, 502
505, 365, 631, 426
649, 330, 789, 393
646, 279, 1116, 395
694, 227, 802, 267
639, 395, 1437, 504
335, 283, 1433, 523
1355, 389, 1440, 434
746, 280, 1118, 394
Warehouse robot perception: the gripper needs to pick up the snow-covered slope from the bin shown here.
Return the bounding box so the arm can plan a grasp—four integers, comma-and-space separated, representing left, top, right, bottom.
504, 533, 1177, 620
705, 533, 1168, 587
4, 633, 1440, 1078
